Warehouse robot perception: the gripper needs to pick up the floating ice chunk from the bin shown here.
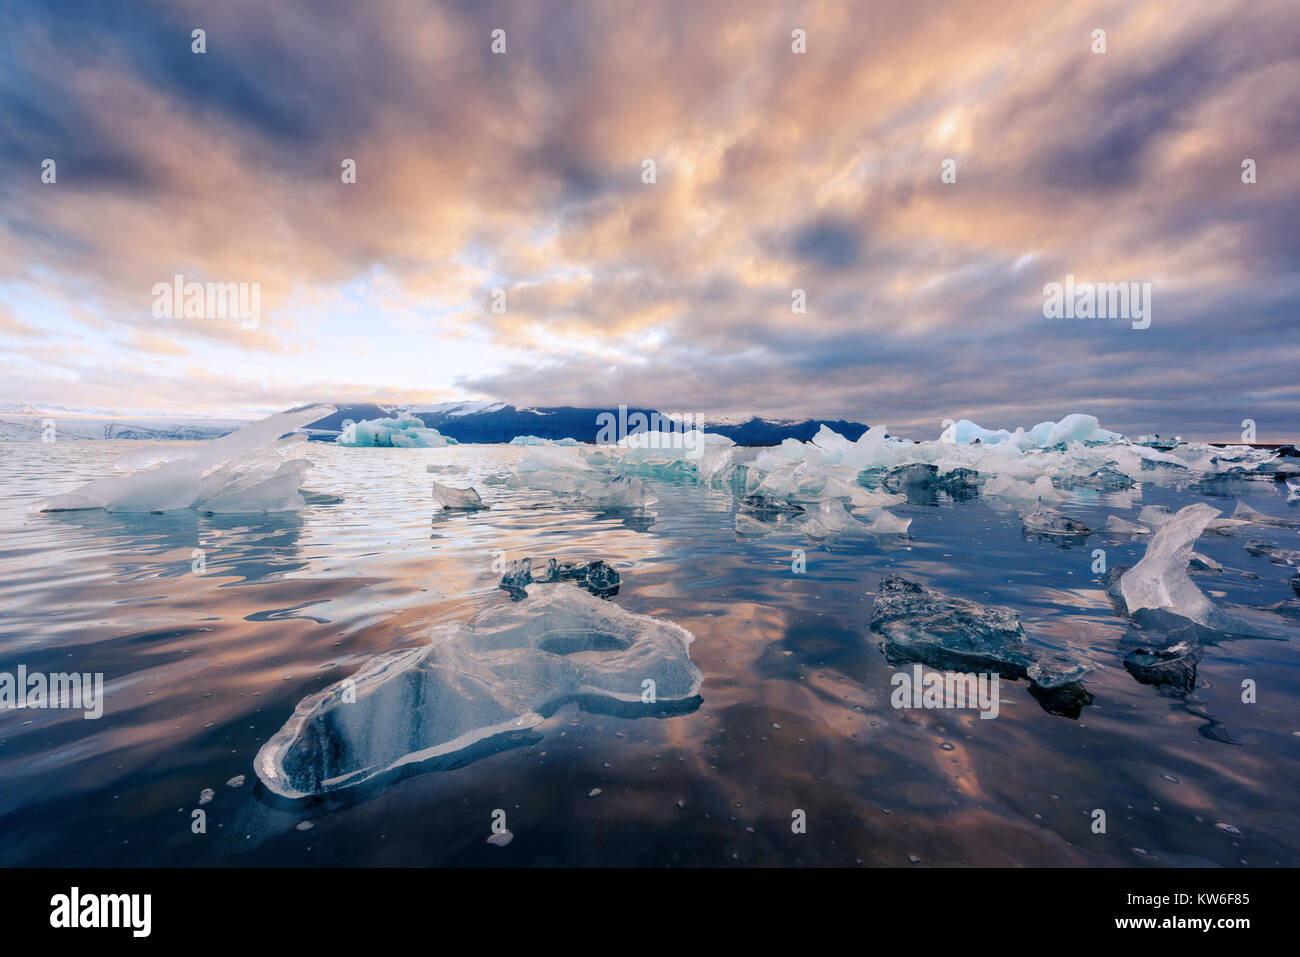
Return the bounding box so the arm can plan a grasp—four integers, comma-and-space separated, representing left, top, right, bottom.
858, 508, 912, 535
734, 513, 775, 535
1232, 500, 1300, 529
575, 475, 658, 508
1056, 467, 1135, 491
499, 558, 620, 598
984, 474, 1063, 502
800, 500, 872, 538
1022, 505, 1090, 537
870, 576, 1089, 690
41, 404, 335, 513
1188, 552, 1222, 573
1245, 540, 1300, 565
338, 414, 454, 448
1121, 634, 1201, 692
254, 585, 702, 798
1117, 503, 1221, 625
1104, 515, 1151, 535
431, 481, 487, 510
510, 435, 579, 446
1137, 505, 1172, 528
516, 444, 592, 473
738, 495, 805, 516
882, 463, 979, 496
882, 463, 941, 491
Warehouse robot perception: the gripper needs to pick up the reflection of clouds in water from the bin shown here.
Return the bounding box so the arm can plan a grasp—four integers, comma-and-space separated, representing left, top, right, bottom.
1, 440, 1300, 864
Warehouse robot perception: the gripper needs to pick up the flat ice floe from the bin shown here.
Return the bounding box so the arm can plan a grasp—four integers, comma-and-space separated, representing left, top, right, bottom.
40, 404, 336, 513
254, 584, 702, 798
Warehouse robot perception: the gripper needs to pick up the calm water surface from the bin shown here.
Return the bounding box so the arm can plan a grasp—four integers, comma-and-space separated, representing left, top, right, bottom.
1, 441, 1298, 866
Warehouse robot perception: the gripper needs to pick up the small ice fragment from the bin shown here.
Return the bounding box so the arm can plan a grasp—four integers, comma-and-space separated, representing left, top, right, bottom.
588, 788, 602, 798
738, 494, 805, 515
487, 830, 514, 846
1232, 500, 1300, 529
226, 775, 245, 788
1104, 515, 1151, 535
431, 481, 487, 510
198, 788, 215, 806
1022, 506, 1090, 537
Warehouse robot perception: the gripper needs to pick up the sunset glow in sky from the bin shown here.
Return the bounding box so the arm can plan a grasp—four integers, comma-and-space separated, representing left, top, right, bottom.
1, 0, 1297, 437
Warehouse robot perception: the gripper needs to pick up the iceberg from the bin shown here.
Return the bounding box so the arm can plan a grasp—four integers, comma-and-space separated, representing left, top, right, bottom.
941, 413, 1121, 448
509, 435, 580, 446
40, 404, 335, 513
338, 414, 455, 448
253, 585, 702, 798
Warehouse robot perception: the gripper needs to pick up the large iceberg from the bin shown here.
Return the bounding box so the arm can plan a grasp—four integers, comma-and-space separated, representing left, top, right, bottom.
254, 585, 702, 798
940, 413, 1121, 449
338, 414, 455, 448
40, 404, 335, 513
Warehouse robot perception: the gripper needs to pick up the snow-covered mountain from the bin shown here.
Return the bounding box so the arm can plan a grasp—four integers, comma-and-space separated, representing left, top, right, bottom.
305, 404, 870, 445
0, 401, 871, 445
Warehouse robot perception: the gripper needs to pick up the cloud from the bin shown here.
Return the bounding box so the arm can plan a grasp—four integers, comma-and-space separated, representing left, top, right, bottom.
0, 0, 1296, 438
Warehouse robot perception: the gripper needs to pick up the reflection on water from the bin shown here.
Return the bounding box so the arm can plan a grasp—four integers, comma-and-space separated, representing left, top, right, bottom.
1, 441, 1298, 866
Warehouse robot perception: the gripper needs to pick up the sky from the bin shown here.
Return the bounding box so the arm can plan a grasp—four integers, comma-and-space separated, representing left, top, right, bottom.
0, 0, 1297, 439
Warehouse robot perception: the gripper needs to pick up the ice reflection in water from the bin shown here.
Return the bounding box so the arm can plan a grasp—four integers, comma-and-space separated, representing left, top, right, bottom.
0, 440, 1298, 865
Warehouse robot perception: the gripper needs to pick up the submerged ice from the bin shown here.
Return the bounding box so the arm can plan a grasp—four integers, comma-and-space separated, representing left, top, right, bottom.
254, 584, 702, 798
